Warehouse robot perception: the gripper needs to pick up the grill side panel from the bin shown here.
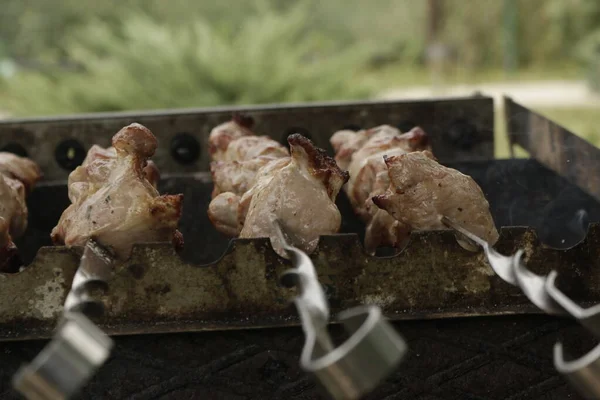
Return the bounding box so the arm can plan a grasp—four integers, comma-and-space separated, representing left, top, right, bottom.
0, 97, 494, 180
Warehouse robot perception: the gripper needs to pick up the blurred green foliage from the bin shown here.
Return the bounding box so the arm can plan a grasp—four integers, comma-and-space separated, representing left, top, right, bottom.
1, 0, 600, 115
1, 2, 374, 115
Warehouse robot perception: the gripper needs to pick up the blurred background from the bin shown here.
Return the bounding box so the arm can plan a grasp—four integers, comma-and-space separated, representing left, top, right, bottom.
0, 0, 599, 156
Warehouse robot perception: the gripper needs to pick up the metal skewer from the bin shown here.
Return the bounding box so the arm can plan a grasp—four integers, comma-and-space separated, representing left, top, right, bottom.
13, 239, 115, 400
273, 219, 407, 400
442, 216, 600, 399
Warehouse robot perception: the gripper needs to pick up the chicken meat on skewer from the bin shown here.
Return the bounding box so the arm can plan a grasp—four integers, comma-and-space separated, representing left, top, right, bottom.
208, 115, 289, 228
79, 144, 161, 188
209, 156, 291, 237
372, 151, 499, 250
208, 116, 348, 257
239, 134, 349, 256
330, 125, 430, 253
51, 123, 184, 260
208, 114, 255, 161
209, 115, 289, 198
209, 113, 287, 163
0, 153, 42, 272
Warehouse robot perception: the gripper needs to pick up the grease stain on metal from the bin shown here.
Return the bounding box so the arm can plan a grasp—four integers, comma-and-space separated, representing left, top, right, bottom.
362, 293, 397, 307
32, 268, 65, 319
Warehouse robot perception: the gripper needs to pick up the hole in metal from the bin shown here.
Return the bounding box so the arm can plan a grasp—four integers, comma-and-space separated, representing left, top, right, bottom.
279, 271, 299, 288
170, 133, 201, 165
373, 246, 400, 258
55, 139, 86, 171
447, 119, 479, 150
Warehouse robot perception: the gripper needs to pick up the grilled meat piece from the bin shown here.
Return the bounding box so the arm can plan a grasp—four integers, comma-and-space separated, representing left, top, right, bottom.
77, 145, 160, 189
0, 153, 42, 272
51, 123, 183, 259
0, 175, 27, 272
330, 125, 430, 253
372, 151, 499, 249
330, 129, 374, 171
209, 157, 293, 237
0, 176, 28, 242
239, 134, 348, 256
0, 153, 42, 193
208, 192, 241, 237
346, 126, 430, 213
236, 157, 291, 227
209, 116, 289, 199
211, 156, 279, 198
208, 117, 348, 256
208, 114, 258, 161
219, 136, 289, 163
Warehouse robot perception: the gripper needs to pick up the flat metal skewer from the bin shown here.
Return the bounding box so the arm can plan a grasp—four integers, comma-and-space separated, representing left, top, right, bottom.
442, 215, 600, 399
13, 240, 115, 400
273, 219, 407, 400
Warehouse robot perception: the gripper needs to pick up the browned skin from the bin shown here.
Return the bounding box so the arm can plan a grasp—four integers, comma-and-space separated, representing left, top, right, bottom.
209, 118, 289, 200
208, 124, 348, 257
287, 134, 349, 198
0, 153, 42, 272
143, 160, 160, 188
112, 123, 158, 158
329, 125, 431, 253
51, 123, 184, 260
372, 151, 499, 249
208, 115, 256, 161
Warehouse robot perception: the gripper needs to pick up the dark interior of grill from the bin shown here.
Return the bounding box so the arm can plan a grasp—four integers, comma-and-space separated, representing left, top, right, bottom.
15, 157, 600, 266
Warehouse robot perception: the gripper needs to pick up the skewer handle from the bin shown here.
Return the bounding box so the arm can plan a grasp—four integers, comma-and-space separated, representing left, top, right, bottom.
12, 312, 113, 400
